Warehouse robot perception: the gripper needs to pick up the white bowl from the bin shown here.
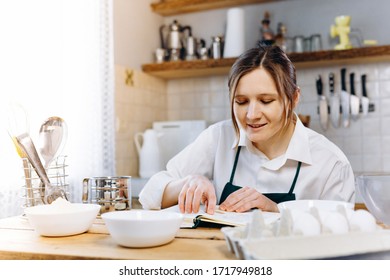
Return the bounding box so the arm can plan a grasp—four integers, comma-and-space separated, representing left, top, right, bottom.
356, 174, 390, 225
24, 203, 100, 237
278, 199, 354, 212
101, 210, 183, 248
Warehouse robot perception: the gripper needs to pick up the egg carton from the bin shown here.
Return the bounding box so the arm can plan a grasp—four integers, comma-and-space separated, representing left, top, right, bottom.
221, 207, 384, 260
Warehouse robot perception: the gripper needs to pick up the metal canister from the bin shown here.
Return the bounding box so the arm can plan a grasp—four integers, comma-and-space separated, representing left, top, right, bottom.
293, 35, 304, 53
211, 36, 223, 59
82, 176, 131, 213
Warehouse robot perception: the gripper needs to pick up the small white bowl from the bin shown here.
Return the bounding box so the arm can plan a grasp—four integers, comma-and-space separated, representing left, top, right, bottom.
102, 210, 183, 248
278, 200, 354, 212
24, 203, 100, 237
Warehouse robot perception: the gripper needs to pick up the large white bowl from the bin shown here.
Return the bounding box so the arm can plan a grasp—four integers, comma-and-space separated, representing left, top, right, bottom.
278, 199, 354, 212
101, 210, 183, 248
24, 203, 100, 237
356, 174, 390, 225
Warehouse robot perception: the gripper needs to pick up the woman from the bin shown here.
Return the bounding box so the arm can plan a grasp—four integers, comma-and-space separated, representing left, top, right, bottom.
139, 45, 355, 214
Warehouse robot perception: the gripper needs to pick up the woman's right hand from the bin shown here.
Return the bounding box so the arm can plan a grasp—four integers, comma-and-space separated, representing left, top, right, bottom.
178, 175, 217, 215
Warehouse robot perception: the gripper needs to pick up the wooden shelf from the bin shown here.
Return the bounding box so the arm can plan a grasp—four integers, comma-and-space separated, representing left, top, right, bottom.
151, 0, 279, 16
142, 45, 390, 79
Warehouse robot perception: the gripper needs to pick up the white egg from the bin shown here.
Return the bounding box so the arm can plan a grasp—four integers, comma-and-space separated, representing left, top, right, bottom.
348, 210, 377, 232
292, 212, 321, 236
321, 211, 349, 234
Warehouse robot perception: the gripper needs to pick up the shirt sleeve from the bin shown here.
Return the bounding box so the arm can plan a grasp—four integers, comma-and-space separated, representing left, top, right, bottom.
320, 160, 356, 203
138, 124, 218, 210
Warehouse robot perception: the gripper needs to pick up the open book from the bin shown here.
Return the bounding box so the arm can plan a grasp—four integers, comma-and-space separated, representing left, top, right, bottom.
162, 205, 280, 228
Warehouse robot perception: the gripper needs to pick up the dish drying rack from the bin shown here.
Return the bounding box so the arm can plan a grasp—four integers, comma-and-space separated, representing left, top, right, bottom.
21, 155, 69, 208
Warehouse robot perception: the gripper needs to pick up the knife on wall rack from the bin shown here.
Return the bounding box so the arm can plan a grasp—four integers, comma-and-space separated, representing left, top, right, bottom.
329, 72, 340, 128
316, 75, 328, 131
361, 74, 370, 116
349, 72, 360, 120
340, 68, 350, 127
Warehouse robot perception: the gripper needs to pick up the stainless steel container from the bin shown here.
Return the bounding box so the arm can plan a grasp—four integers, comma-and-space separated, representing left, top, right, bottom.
211, 36, 223, 59
293, 35, 304, 53
82, 176, 131, 213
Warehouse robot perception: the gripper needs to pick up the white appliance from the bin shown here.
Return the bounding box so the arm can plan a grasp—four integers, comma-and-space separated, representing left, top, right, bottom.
153, 120, 207, 168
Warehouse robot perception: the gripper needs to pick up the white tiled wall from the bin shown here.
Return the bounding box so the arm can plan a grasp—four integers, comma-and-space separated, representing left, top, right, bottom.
296, 62, 390, 173
115, 65, 167, 176
164, 61, 390, 174
115, 61, 390, 176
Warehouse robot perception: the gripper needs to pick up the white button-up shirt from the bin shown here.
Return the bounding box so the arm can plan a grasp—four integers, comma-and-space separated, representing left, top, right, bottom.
139, 117, 355, 210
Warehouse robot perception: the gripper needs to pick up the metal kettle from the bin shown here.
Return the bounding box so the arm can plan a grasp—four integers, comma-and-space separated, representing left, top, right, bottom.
160, 20, 190, 61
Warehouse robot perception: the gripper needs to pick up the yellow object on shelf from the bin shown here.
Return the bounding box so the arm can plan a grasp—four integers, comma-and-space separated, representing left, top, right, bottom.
364, 40, 378, 46
330, 15, 353, 50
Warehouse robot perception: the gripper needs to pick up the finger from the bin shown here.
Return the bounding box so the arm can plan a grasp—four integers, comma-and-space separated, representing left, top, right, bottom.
184, 184, 196, 213
205, 192, 217, 214
191, 187, 203, 213
177, 185, 188, 213
220, 187, 247, 211
224, 187, 255, 212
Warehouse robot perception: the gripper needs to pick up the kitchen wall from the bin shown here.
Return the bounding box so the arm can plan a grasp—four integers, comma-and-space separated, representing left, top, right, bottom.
113, 0, 390, 178
165, 62, 390, 174
115, 65, 167, 176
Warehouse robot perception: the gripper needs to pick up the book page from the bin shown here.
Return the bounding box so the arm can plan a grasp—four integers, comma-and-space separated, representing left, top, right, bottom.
162, 205, 280, 228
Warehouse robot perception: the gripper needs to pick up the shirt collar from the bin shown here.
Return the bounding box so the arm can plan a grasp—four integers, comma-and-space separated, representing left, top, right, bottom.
263, 116, 313, 170
232, 114, 313, 170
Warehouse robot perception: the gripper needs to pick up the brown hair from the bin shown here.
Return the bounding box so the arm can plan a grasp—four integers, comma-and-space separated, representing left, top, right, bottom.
228, 44, 299, 143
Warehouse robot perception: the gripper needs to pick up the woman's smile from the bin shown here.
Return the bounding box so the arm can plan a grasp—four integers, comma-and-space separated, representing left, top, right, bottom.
247, 122, 267, 130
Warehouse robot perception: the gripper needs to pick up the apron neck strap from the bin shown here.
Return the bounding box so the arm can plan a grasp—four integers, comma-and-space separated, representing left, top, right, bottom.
229, 146, 241, 183
289, 161, 302, 194
229, 146, 302, 194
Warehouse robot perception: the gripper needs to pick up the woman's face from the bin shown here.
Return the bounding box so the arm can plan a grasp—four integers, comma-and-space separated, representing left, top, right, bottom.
233, 68, 286, 148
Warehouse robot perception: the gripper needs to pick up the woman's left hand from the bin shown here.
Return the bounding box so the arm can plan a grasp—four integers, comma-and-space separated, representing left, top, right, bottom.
219, 186, 279, 213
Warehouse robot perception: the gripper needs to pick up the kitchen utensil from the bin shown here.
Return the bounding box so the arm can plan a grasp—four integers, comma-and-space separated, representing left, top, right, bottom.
38, 116, 68, 169
328, 73, 340, 128
5, 102, 35, 206
310, 34, 322, 51
101, 210, 183, 248
349, 72, 360, 120
304, 37, 311, 52
185, 35, 197, 60
16, 132, 68, 204
211, 36, 224, 59
12, 138, 35, 206
340, 68, 350, 127
155, 48, 166, 63
159, 19, 189, 61
24, 201, 100, 237
316, 75, 328, 130
82, 176, 132, 213
293, 35, 304, 52
361, 74, 369, 116
134, 129, 163, 178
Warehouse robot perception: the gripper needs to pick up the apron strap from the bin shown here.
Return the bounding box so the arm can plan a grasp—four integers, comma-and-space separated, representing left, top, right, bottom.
288, 161, 302, 194
229, 146, 302, 194
229, 146, 241, 183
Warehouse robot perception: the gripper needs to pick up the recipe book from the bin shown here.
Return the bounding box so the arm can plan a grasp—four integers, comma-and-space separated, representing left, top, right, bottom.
163, 205, 280, 228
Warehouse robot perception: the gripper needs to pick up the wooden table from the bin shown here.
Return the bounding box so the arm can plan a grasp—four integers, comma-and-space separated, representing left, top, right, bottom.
0, 215, 236, 260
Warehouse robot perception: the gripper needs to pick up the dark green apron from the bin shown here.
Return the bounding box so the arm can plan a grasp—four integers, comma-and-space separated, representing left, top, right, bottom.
219, 146, 302, 205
